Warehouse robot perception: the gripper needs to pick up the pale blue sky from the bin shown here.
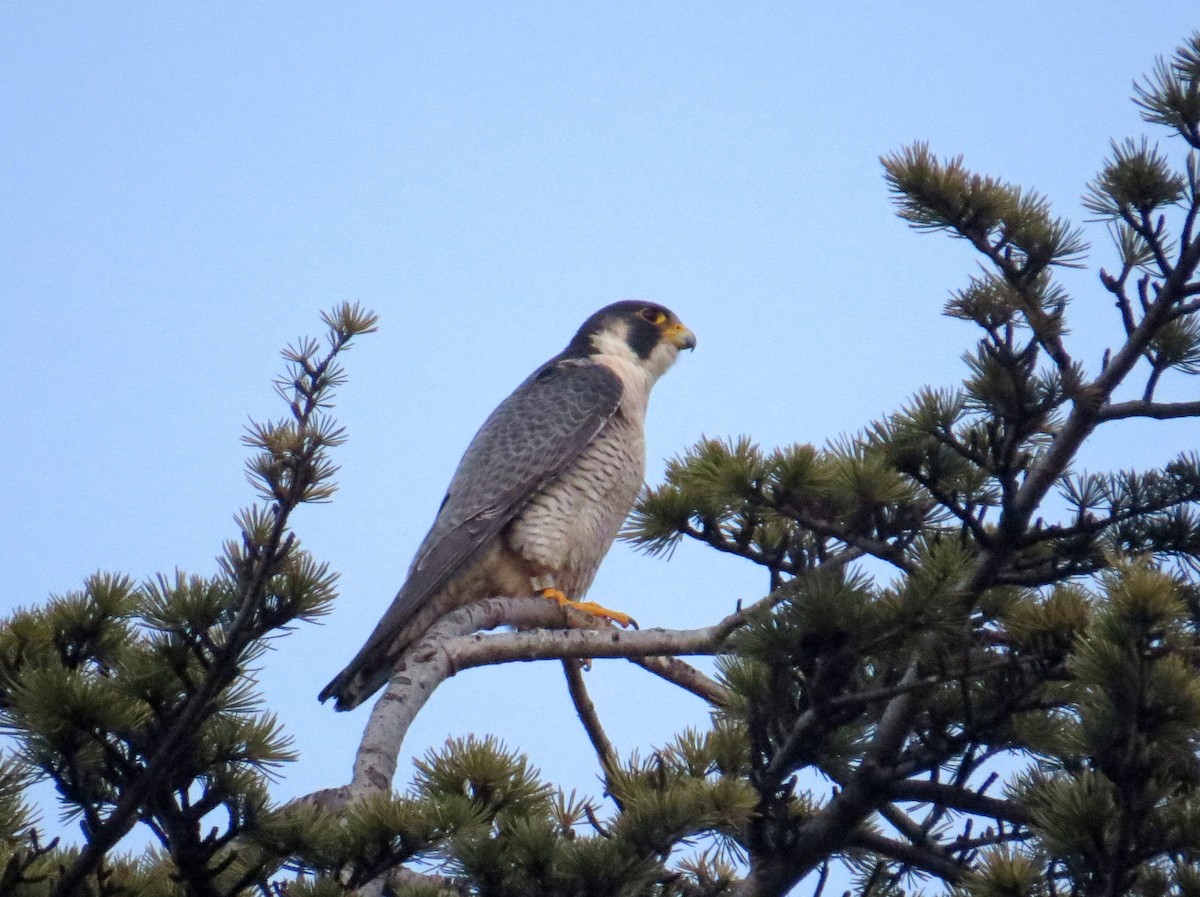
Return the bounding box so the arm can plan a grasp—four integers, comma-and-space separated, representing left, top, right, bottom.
4, 1, 1200, 863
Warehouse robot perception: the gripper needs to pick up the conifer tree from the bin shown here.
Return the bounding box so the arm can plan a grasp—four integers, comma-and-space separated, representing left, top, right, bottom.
4, 31, 1200, 897
0, 304, 378, 896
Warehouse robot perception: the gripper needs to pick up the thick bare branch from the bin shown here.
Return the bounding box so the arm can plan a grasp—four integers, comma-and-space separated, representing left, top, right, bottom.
629, 656, 732, 707
347, 594, 758, 798
888, 779, 1031, 825
388, 866, 465, 895
1099, 398, 1200, 420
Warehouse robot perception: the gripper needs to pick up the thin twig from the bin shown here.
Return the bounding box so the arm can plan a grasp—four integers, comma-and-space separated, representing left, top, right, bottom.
848, 828, 965, 883
562, 659, 620, 787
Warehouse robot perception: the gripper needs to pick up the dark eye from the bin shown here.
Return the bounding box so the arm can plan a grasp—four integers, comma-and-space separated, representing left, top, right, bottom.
640, 308, 667, 325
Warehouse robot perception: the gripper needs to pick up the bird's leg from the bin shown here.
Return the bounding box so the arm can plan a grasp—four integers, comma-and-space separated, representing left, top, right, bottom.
540, 588, 638, 629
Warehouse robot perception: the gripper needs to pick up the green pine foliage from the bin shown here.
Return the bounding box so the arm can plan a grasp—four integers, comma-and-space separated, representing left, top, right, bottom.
6, 31, 1200, 897
624, 30, 1200, 897
0, 304, 378, 896
272, 734, 752, 897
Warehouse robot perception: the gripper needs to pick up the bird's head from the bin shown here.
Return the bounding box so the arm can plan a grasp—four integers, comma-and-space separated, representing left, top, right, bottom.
563, 301, 696, 385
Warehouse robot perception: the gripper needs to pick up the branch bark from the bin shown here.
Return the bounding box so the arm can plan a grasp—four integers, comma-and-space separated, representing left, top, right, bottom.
736, 663, 924, 897
346, 594, 756, 800
887, 779, 1031, 825
1099, 398, 1200, 421
629, 655, 731, 707
562, 658, 619, 779
848, 828, 965, 882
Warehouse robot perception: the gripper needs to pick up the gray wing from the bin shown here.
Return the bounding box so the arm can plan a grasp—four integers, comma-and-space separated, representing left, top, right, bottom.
319, 358, 623, 707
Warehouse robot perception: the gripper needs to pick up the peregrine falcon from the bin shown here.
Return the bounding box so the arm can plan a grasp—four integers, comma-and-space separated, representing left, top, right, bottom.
319, 301, 696, 711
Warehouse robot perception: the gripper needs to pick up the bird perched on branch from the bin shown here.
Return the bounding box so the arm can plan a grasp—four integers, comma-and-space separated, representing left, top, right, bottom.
319, 301, 696, 710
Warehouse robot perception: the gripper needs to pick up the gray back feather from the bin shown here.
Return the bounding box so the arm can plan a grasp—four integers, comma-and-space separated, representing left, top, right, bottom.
318, 357, 623, 706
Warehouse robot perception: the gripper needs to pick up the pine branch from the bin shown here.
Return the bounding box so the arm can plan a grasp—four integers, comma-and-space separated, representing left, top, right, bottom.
901, 469, 991, 546
46, 305, 375, 897
822, 655, 1039, 714
759, 706, 820, 787
1100, 257, 1141, 337
629, 656, 732, 707
773, 502, 918, 574
50, 520, 297, 897
1099, 398, 1200, 420
343, 593, 764, 804
878, 801, 929, 851
561, 658, 621, 805
847, 828, 965, 883
948, 827, 1034, 853
887, 780, 1030, 825
1131, 205, 1176, 278
678, 521, 804, 578
1021, 482, 1200, 556
868, 663, 924, 768
388, 866, 465, 894
959, 229, 1200, 601
736, 664, 925, 897
938, 205, 1082, 392
927, 424, 996, 475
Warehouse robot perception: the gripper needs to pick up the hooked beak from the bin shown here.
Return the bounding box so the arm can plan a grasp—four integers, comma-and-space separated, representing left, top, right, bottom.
667, 322, 697, 351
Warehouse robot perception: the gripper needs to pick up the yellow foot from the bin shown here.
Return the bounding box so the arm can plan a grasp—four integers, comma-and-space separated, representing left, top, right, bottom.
541, 588, 638, 629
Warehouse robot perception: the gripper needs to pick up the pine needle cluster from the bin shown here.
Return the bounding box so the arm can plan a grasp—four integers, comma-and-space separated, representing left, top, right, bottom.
0, 305, 377, 896
621, 31, 1200, 897
265, 733, 753, 897
6, 30, 1200, 897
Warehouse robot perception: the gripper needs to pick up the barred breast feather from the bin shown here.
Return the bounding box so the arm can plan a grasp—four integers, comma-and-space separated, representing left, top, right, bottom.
506, 409, 646, 598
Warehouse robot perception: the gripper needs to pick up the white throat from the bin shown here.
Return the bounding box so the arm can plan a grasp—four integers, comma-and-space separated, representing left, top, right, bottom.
589, 324, 680, 418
